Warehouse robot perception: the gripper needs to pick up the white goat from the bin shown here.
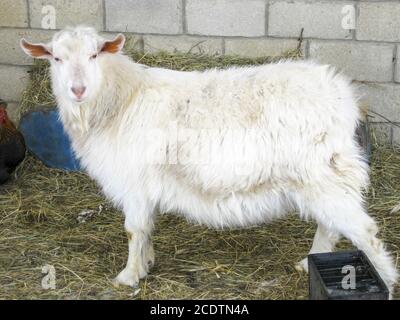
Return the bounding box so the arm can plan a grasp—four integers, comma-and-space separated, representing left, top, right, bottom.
21, 26, 398, 293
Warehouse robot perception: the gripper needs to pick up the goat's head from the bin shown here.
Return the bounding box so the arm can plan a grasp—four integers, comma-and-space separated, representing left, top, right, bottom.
21, 26, 125, 104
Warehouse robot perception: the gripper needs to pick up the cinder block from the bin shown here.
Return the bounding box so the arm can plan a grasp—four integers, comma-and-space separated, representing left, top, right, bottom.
0, 29, 55, 65
106, 0, 182, 34
395, 46, 400, 83
186, 0, 265, 37
268, 1, 353, 39
0, 0, 28, 27
357, 2, 400, 42
225, 38, 303, 58
0, 65, 30, 102
29, 0, 103, 30
143, 35, 223, 55
309, 41, 394, 82
358, 83, 400, 123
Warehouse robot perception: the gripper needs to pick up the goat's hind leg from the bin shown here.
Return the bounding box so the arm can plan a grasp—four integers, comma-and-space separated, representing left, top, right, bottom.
308, 192, 398, 294
295, 224, 340, 272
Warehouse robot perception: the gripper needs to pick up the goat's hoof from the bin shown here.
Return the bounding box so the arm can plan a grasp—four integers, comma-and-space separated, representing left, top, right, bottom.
113, 269, 140, 288
295, 258, 308, 273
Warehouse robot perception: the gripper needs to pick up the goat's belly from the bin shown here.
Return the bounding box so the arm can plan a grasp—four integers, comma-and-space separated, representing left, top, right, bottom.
159, 176, 292, 228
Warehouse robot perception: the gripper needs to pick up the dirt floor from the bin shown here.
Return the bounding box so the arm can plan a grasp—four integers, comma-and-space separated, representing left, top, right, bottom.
0, 144, 399, 300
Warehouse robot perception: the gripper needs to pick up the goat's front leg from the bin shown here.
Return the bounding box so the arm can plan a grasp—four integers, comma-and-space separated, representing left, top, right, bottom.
113, 199, 155, 288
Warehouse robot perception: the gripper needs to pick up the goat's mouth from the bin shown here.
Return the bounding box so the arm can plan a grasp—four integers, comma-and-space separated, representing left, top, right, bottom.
71, 95, 88, 104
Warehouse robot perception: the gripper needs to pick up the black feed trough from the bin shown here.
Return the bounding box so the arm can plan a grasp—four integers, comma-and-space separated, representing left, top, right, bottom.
308, 250, 389, 300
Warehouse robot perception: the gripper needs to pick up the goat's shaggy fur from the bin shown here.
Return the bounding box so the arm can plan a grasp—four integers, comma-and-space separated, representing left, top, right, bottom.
21, 26, 398, 293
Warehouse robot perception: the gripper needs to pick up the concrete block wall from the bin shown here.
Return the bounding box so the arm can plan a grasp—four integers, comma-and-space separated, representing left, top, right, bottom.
0, 0, 399, 144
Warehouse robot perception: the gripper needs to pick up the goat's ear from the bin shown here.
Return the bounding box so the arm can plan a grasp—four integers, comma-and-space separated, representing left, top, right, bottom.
100, 34, 125, 54
20, 39, 52, 59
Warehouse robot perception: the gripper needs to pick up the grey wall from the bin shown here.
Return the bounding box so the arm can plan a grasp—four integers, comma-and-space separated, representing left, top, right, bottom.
0, 0, 399, 144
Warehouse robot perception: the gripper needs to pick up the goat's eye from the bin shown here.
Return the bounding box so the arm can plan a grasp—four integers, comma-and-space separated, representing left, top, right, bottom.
54, 57, 62, 62
90, 54, 98, 60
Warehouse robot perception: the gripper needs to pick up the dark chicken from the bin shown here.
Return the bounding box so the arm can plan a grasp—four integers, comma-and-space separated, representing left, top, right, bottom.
0, 102, 26, 184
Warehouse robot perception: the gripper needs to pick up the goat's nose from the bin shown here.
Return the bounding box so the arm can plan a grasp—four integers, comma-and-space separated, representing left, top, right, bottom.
71, 86, 86, 98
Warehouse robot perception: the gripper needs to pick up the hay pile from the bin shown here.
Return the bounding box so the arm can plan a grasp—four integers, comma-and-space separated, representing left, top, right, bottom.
2, 47, 399, 299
